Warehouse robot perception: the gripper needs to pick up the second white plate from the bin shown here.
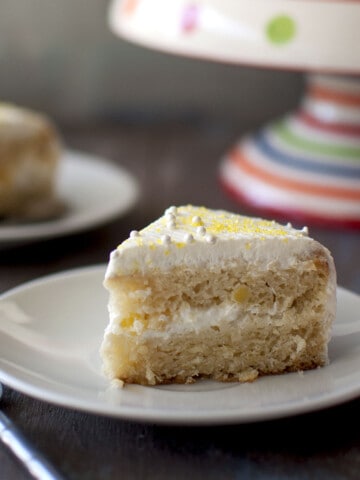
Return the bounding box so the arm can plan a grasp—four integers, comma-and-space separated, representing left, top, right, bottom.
0, 265, 359, 425
0, 150, 139, 246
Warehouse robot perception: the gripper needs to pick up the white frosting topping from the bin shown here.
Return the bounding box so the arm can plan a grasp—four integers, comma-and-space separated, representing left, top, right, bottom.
167, 219, 176, 229
105, 205, 324, 278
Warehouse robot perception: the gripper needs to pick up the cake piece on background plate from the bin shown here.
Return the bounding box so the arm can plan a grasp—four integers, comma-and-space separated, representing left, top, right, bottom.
0, 102, 62, 220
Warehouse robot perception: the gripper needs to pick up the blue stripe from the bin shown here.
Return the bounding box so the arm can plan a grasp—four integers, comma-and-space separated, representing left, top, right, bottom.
255, 131, 360, 180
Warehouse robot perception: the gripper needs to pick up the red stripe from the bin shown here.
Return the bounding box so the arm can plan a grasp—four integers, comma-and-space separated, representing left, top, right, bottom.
299, 111, 360, 137
309, 84, 360, 108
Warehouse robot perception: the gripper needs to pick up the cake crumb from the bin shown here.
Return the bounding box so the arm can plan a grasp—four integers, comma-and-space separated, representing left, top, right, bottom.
110, 378, 125, 389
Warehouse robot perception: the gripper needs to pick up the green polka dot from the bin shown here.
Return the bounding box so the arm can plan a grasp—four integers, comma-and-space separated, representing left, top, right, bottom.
266, 15, 296, 45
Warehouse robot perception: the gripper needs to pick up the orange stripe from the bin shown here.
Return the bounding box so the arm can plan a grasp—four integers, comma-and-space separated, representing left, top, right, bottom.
309, 84, 360, 108
122, 0, 140, 16
230, 149, 360, 201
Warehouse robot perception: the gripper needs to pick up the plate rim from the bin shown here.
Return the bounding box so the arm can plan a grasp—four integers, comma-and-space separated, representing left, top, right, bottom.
0, 264, 359, 426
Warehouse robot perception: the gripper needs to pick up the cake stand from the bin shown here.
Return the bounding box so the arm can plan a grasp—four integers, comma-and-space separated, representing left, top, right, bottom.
109, 0, 360, 228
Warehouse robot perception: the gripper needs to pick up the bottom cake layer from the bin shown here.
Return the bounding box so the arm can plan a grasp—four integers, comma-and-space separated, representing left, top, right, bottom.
101, 251, 335, 385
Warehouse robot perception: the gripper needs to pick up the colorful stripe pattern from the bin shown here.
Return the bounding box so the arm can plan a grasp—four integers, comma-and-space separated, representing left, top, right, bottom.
220, 74, 360, 229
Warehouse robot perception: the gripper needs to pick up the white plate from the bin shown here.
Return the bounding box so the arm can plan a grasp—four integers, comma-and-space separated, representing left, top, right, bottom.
0, 150, 139, 247
0, 265, 359, 425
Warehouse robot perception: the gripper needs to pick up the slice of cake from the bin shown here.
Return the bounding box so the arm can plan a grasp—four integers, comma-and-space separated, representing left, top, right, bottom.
101, 205, 336, 385
0, 102, 62, 220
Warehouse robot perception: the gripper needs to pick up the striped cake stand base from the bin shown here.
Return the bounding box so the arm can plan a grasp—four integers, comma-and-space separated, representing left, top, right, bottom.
220, 74, 360, 229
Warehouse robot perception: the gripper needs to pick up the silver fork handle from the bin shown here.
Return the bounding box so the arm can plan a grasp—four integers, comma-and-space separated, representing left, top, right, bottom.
0, 410, 64, 480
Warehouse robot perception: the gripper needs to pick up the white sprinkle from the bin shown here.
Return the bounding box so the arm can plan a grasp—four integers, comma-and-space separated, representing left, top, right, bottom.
130, 230, 140, 238
197, 226, 206, 236
167, 219, 176, 229
165, 214, 177, 228
302, 226, 309, 235
165, 206, 177, 215
286, 222, 292, 228
205, 234, 217, 244
161, 234, 171, 245
184, 233, 194, 244
192, 215, 202, 225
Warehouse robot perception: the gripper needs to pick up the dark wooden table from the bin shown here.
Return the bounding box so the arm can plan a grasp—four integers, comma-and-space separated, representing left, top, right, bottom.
1, 121, 359, 480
